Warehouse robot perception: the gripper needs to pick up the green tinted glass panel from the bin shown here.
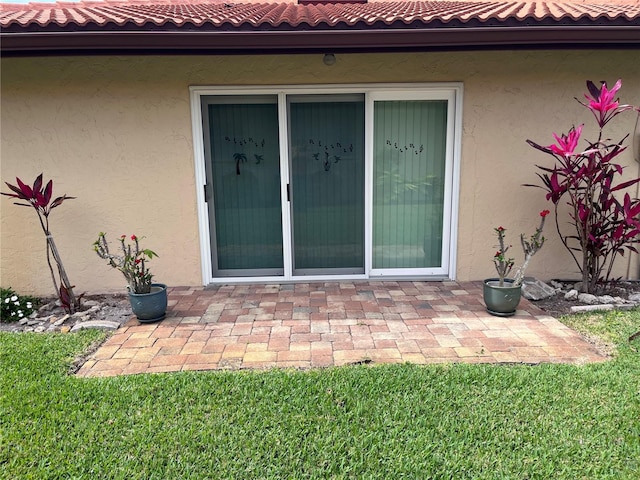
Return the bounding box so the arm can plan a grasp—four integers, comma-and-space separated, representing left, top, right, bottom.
373, 100, 447, 269
208, 99, 283, 272
289, 96, 365, 272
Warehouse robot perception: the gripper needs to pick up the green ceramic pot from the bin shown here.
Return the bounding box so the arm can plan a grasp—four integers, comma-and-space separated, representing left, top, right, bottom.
128, 283, 167, 323
483, 278, 521, 317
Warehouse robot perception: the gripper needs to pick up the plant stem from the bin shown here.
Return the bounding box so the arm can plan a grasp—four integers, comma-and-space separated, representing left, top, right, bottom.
36, 210, 77, 313
47, 235, 77, 310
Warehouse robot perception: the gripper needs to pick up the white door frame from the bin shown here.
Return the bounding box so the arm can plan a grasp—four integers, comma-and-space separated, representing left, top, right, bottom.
189, 83, 463, 285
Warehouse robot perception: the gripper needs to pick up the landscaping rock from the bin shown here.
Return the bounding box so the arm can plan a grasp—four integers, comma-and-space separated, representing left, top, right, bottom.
534, 280, 640, 317
578, 293, 599, 305
38, 301, 55, 313
0, 294, 133, 334
70, 320, 120, 332
571, 304, 614, 313
549, 280, 564, 289
521, 278, 557, 301
564, 289, 579, 301
597, 295, 616, 305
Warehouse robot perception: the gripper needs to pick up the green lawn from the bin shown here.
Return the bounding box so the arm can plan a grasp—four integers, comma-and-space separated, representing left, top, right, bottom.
1, 310, 639, 479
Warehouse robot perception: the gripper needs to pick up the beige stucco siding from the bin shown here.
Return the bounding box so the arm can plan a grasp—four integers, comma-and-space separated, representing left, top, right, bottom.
1, 50, 639, 295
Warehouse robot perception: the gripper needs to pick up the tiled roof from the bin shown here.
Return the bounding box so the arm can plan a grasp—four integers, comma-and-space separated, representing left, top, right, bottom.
2, 1, 639, 29
1, 1, 638, 54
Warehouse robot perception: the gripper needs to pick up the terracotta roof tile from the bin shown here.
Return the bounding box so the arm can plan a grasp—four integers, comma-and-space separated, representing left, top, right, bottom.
1, 1, 639, 30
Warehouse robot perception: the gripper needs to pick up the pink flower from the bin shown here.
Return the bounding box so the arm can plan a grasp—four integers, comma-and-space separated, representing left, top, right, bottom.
131, 235, 137, 241
540, 210, 550, 217
582, 79, 633, 128
547, 125, 582, 157
120, 235, 126, 239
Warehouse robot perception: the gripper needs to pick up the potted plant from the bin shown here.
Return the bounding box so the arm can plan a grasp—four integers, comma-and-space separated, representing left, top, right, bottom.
93, 233, 167, 323
484, 210, 549, 316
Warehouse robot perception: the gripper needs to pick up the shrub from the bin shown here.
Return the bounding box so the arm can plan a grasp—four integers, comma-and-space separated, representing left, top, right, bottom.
0, 287, 38, 323
527, 80, 640, 293
1, 174, 79, 312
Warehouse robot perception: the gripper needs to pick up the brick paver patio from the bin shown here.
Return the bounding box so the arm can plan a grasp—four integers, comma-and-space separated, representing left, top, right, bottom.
76, 281, 605, 377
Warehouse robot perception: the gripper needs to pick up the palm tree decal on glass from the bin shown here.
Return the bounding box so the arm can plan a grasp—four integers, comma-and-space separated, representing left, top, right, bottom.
233, 153, 247, 175
224, 136, 266, 175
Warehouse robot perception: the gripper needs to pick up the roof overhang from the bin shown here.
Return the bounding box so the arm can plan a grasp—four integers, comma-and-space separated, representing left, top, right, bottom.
2, 1, 639, 57
3, 26, 640, 57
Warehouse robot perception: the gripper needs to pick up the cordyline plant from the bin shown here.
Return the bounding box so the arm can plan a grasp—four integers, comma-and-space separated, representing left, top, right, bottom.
1, 174, 80, 313
527, 80, 640, 293
493, 210, 549, 287
94, 233, 158, 294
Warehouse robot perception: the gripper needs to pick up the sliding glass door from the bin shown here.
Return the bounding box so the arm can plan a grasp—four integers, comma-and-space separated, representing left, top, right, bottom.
372, 99, 448, 273
203, 96, 283, 276
288, 95, 365, 274
198, 86, 458, 281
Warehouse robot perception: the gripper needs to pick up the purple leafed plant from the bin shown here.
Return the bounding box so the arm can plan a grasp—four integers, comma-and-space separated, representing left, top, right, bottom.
527, 80, 640, 293
1, 174, 80, 313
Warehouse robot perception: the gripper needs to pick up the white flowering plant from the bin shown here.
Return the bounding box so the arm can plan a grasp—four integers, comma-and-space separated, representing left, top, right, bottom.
1, 287, 38, 323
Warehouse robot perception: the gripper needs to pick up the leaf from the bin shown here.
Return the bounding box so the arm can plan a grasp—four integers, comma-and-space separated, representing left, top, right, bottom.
586, 80, 601, 100
611, 178, 640, 192
43, 180, 53, 205
2, 182, 29, 200
533, 164, 556, 174
59, 285, 71, 313
15, 177, 33, 199
49, 194, 76, 209
32, 173, 43, 195
525, 139, 554, 155
0, 192, 21, 199
142, 249, 158, 258
612, 224, 625, 241
35, 192, 47, 208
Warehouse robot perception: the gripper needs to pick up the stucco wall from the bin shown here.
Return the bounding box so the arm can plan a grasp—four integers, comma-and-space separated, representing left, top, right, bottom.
1, 50, 639, 295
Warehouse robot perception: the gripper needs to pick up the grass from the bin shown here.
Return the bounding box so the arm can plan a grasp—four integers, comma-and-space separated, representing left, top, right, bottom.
1, 311, 639, 479
561, 307, 640, 357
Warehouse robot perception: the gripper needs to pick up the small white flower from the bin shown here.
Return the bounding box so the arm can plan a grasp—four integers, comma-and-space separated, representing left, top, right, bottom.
17, 311, 23, 318
4, 298, 9, 304
10, 311, 15, 316
26, 302, 33, 308
14, 301, 20, 306
10, 295, 18, 302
